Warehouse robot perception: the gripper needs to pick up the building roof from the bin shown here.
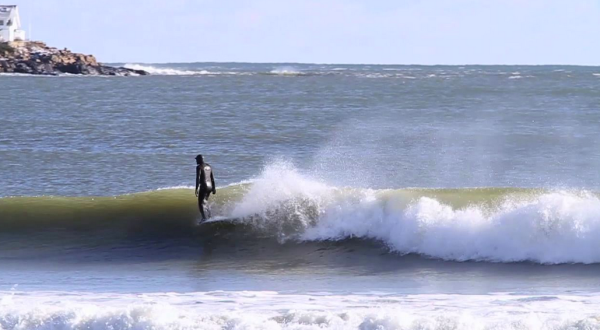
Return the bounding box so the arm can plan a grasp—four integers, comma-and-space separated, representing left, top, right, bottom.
0, 5, 16, 19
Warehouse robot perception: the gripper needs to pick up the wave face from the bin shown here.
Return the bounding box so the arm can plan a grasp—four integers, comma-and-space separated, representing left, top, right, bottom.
3, 163, 600, 264
2, 291, 600, 330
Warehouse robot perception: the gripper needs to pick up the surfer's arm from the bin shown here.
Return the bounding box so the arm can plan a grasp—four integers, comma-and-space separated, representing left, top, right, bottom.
195, 166, 200, 196
211, 171, 216, 194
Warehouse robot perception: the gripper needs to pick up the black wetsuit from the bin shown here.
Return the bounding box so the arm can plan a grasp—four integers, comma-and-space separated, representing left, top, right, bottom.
196, 163, 216, 220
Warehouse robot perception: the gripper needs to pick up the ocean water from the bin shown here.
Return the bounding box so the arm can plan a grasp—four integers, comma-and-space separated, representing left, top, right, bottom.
2, 63, 600, 329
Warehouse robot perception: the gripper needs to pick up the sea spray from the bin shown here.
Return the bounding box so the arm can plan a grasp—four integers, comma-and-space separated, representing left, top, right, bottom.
226, 161, 333, 235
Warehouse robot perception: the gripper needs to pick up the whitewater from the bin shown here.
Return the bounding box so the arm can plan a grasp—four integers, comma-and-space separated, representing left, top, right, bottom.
3, 290, 600, 330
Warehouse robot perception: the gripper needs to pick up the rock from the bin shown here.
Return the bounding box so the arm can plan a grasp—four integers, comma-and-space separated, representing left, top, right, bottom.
30, 62, 55, 75
0, 60, 15, 72
130, 68, 149, 76
0, 41, 149, 76
14, 62, 33, 74
55, 63, 81, 74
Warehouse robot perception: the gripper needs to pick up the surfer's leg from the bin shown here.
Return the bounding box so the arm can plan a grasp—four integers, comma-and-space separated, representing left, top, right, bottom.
203, 192, 211, 219
198, 193, 206, 220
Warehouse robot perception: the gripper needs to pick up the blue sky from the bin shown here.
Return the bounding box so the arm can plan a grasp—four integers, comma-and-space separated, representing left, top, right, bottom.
9, 0, 600, 65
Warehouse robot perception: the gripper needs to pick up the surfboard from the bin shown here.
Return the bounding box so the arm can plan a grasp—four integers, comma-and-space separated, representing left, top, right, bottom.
196, 215, 241, 226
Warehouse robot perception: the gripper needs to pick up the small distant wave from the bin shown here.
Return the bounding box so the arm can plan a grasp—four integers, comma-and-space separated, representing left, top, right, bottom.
509, 75, 536, 79
123, 64, 219, 76
0, 73, 62, 77
156, 185, 195, 190
268, 66, 305, 76
358, 73, 416, 79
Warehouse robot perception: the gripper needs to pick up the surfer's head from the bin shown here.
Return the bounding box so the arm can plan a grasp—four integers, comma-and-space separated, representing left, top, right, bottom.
195, 154, 204, 164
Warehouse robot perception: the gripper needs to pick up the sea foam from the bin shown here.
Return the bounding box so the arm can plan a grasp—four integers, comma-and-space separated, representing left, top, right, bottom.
1, 290, 599, 330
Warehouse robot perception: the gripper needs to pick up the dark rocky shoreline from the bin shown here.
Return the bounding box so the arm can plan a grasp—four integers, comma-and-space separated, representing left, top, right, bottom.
0, 41, 148, 76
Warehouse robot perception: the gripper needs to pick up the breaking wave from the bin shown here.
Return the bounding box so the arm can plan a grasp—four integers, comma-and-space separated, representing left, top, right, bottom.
121, 64, 309, 76
3, 162, 600, 264
123, 64, 217, 75
2, 291, 600, 330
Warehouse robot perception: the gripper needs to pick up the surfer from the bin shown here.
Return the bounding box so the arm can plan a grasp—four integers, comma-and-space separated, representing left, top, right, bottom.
195, 154, 216, 220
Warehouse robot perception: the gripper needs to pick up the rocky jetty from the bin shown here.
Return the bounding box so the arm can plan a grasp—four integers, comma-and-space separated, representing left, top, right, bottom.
0, 41, 148, 76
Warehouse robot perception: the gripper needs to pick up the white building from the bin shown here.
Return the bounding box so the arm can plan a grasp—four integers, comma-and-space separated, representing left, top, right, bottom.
0, 5, 25, 42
